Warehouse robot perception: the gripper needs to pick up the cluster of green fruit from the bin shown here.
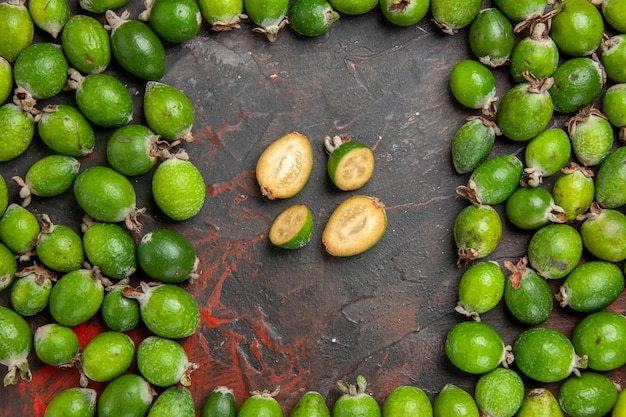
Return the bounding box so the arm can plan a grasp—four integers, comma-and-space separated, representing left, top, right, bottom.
446, 0, 626, 416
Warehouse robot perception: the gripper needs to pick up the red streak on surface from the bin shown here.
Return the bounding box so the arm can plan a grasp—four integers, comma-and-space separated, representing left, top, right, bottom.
206, 170, 257, 198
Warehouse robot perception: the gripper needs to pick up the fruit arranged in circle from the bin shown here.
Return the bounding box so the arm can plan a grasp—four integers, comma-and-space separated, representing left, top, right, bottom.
43, 388, 97, 417
449, 59, 497, 116
82, 220, 137, 280
269, 203, 314, 249
140, 0, 202, 43
325, 135, 375, 191
33, 323, 79, 367
0, 305, 32, 386
0, 0, 34, 62
245, 0, 289, 41
201, 386, 238, 417
445, 320, 508, 374
61, 14, 111, 75
137, 229, 199, 283
137, 336, 198, 387
144, 81, 195, 142
332, 375, 381, 417
48, 267, 105, 327
80, 331, 135, 385
13, 42, 68, 100
453, 204, 502, 267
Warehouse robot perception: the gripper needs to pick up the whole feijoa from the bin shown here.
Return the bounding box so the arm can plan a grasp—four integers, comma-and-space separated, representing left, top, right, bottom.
107, 124, 160, 177
433, 384, 479, 417
474, 368, 524, 417
595, 145, 626, 209
0, 305, 32, 385
82, 220, 137, 280
13, 155, 80, 207
550, 0, 604, 57
74, 166, 144, 232
148, 386, 196, 417
28, 0, 69, 38
580, 203, 626, 262
503, 258, 553, 325
137, 336, 197, 387
600, 34, 626, 83
445, 320, 508, 374
603, 0, 626, 33
506, 186, 567, 231
522, 128, 571, 187
453, 204, 502, 267
48, 267, 105, 327
455, 260, 505, 320
332, 375, 380, 417
144, 81, 195, 142
527, 223, 582, 279
558, 372, 618, 417
139, 0, 202, 43
557, 260, 625, 313
44, 388, 97, 417
451, 116, 497, 175
551, 162, 595, 222
468, 8, 514, 68
97, 374, 155, 417
201, 386, 238, 417
0, 57, 12, 104
80, 331, 135, 384
13, 42, 68, 100
137, 229, 199, 283
152, 153, 205, 221
509, 21, 559, 83
36, 215, 84, 273
567, 106, 613, 167
36, 104, 96, 158
101, 279, 141, 332
0, 0, 34, 62
455, 153, 523, 205
549, 57, 604, 114
34, 323, 79, 367
291, 391, 330, 417
572, 311, 626, 371
198, 0, 246, 30
382, 385, 432, 417
449, 59, 497, 116
516, 388, 563, 417
602, 83, 626, 142
0, 102, 35, 163
289, 0, 339, 35
244, 0, 289, 41
493, 0, 546, 22
106, 10, 166, 81
10, 265, 54, 316
124, 281, 200, 339
61, 14, 111, 74
0, 242, 16, 291
0, 203, 40, 256
430, 0, 482, 35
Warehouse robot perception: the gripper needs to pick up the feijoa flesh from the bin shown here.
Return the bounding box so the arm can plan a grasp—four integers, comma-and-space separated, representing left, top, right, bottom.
269, 203, 314, 249
325, 135, 375, 191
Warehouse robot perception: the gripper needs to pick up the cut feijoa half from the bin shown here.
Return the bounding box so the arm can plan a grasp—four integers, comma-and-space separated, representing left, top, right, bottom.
325, 134, 375, 191
269, 203, 313, 249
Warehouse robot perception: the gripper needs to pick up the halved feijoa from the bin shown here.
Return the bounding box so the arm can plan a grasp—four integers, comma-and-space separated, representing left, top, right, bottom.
325, 135, 375, 191
269, 203, 313, 249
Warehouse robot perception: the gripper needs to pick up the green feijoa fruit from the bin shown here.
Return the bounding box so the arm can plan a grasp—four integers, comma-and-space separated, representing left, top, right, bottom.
198, 0, 246, 31
0, 57, 12, 104
28, 0, 69, 38
74, 166, 144, 231
10, 265, 54, 316
48, 267, 105, 326
516, 388, 563, 417
580, 203, 626, 262
468, 8, 514, 68
80, 331, 135, 384
455, 260, 504, 320
430, 0, 482, 35
124, 281, 200, 339
0, 175, 6, 215
550, 0, 604, 57
245, 0, 289, 40
137, 336, 197, 387
433, 384, 478, 417
522, 128, 571, 187
106, 124, 160, 177
0, 242, 16, 290
148, 386, 195, 417
603, 0, 626, 33
513, 327, 586, 383
332, 375, 380, 417
558, 372, 618, 417
269, 203, 314, 250
139, 0, 202, 43
567, 106, 613, 167
36, 104, 96, 158
152, 154, 206, 221
381, 385, 432, 417
13, 42, 68, 100
322, 195, 387, 257
552, 163, 594, 222
239, 390, 284, 417
0, 102, 35, 163
61, 15, 111, 75
496, 74, 554, 141
79, 0, 131, 13
137, 229, 198, 283
13, 155, 80, 207
451, 116, 497, 175
503, 258, 553, 325
456, 153, 523, 205
325, 135, 374, 191
493, 0, 546, 22
0, 0, 34, 62
291, 391, 331, 417
527, 223, 582, 279
549, 57, 604, 114
106, 10, 166, 81
82, 220, 137, 280
33, 323, 79, 367
0, 203, 40, 255
202, 386, 238, 417
595, 144, 626, 209
256, 132, 314, 199
506, 186, 567, 230
0, 305, 32, 386
572, 311, 626, 371
601, 35, 626, 83
445, 321, 508, 374
510, 21, 559, 84
602, 83, 626, 142
378, 0, 427, 27
44, 387, 97, 417
614, 388, 626, 417
449, 59, 497, 115
557, 260, 624, 313
453, 204, 501, 267
144, 81, 195, 142
36, 215, 84, 273
101, 279, 140, 332
327, 0, 376, 16
67, 69, 134, 128
97, 374, 155, 417
474, 368, 524, 417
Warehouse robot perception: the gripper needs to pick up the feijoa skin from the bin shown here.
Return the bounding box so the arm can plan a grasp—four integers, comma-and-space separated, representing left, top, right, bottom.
137, 229, 199, 283
449, 60, 497, 116
0, 57, 12, 104
510, 21, 559, 83
101, 279, 141, 332
0, 305, 32, 386
244, 0, 289, 41
474, 368, 524, 417
496, 75, 554, 142
595, 145, 626, 209
503, 258, 553, 325
144, 81, 195, 143
36, 215, 85, 273
614, 388, 626, 417
453, 204, 502, 267
44, 388, 97, 417
80, 0, 131, 12
13, 155, 80, 207
506, 186, 566, 231
269, 203, 314, 250
602, 83, 626, 142
97, 374, 155, 417
557, 260, 625, 313
82, 220, 137, 280
137, 336, 197, 387
291, 391, 331, 417
381, 385, 432, 417
468, 8, 514, 68
430, 0, 482, 35
239, 389, 285, 417
580, 203, 626, 262
433, 384, 479, 417
0, 102, 35, 163
61, 15, 111, 75
558, 372, 618, 417
493, 0, 546, 22
456, 153, 523, 205
513, 327, 586, 383
0, 242, 16, 291
80, 331, 135, 385
572, 311, 626, 371
10, 265, 54, 316
139, 0, 202, 43
332, 375, 380, 417
325, 135, 375, 192
552, 163, 594, 222
567, 106, 613, 167
0, 0, 34, 63
455, 260, 505, 321
198, 0, 246, 31
202, 386, 238, 417
48, 267, 105, 327
550, 0, 604, 57
107, 124, 160, 177
13, 42, 68, 100
379, 0, 426, 27
0, 203, 40, 256
37, 105, 96, 158
451, 117, 497, 175
603, 0, 626, 34
28, 0, 69, 39
527, 223, 583, 279
148, 386, 196, 417
34, 323, 79, 367
516, 388, 563, 417
445, 321, 508, 374
549, 57, 605, 114
601, 34, 626, 83
522, 128, 571, 187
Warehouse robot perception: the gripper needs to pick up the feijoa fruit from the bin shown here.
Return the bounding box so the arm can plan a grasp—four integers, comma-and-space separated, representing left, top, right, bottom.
557, 260, 625, 313
33, 323, 79, 367
137, 336, 198, 387
453, 204, 502, 267
445, 320, 509, 374
0, 305, 32, 386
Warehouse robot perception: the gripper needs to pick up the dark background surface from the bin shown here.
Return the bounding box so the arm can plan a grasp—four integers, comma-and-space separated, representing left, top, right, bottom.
1, 0, 625, 415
